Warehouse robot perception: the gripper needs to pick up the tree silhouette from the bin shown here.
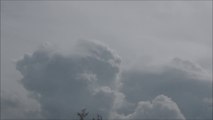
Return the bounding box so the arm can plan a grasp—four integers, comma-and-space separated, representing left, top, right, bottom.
97, 114, 102, 120
77, 109, 89, 120
77, 109, 103, 120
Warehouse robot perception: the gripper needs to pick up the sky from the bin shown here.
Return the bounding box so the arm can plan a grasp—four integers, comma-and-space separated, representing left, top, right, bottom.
1, 1, 212, 120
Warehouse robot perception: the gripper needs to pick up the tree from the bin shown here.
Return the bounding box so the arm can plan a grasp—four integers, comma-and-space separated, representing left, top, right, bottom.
77, 109, 103, 120
77, 109, 88, 120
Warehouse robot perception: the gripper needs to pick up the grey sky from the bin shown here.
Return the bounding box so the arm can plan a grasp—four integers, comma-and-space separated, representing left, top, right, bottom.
1, 1, 212, 119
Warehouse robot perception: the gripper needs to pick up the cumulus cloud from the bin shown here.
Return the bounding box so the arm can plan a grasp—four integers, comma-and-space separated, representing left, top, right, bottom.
130, 95, 185, 120
3, 39, 210, 120
111, 95, 185, 120
2, 1, 211, 119
15, 39, 121, 118
120, 58, 212, 119
131, 95, 185, 120
1, 90, 42, 119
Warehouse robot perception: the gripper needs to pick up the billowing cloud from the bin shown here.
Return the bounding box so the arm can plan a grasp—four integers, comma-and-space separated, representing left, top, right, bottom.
15, 40, 121, 118
130, 95, 185, 120
113, 95, 185, 120
120, 58, 212, 119
2, 40, 210, 120
2, 1, 211, 120
1, 90, 42, 119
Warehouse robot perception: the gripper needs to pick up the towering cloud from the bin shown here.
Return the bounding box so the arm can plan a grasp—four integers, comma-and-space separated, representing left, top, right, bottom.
2, 1, 211, 120
16, 40, 121, 118
3, 40, 209, 120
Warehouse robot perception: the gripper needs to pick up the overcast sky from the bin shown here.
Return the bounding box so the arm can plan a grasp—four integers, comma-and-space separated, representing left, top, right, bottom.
1, 1, 212, 120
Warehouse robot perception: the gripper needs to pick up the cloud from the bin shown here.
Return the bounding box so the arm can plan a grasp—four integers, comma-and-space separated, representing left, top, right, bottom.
1, 90, 42, 119
15, 39, 121, 119
120, 58, 212, 119
110, 95, 185, 120
129, 95, 185, 120
170, 57, 211, 80
3, 40, 210, 120
2, 1, 211, 119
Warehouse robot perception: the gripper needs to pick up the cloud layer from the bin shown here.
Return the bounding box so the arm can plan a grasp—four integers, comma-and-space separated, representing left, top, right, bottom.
2, 40, 211, 120
1, 1, 211, 120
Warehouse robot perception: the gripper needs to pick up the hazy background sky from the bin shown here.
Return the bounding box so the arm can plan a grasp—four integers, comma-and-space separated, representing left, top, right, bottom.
1, 1, 212, 119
